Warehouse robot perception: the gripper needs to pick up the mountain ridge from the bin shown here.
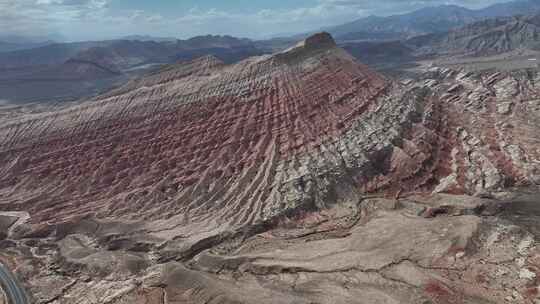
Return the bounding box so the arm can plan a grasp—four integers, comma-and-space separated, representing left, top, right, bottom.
324, 0, 540, 41
410, 13, 540, 56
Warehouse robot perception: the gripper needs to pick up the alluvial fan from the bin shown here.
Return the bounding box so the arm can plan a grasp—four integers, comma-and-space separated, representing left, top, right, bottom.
1, 33, 540, 304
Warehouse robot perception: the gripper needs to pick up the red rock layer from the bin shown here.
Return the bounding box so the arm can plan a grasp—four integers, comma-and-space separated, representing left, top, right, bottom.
1, 35, 539, 240
0, 37, 387, 229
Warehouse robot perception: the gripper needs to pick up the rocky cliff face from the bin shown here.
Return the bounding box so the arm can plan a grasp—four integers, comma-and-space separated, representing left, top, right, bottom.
1, 33, 540, 303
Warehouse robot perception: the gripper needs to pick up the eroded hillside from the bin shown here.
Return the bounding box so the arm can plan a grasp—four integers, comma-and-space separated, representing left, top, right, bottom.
0, 33, 540, 303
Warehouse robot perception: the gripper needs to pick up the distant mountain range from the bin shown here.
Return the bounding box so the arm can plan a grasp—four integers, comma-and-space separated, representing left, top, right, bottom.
0, 34, 61, 44
410, 14, 540, 56
0, 41, 110, 68
325, 0, 540, 41
0, 35, 262, 69
340, 12, 540, 71
3, 0, 540, 104
0, 34, 63, 53
0, 40, 54, 53
68, 37, 263, 73
0, 35, 266, 104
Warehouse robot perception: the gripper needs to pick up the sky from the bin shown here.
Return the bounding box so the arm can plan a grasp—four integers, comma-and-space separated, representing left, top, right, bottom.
0, 0, 516, 42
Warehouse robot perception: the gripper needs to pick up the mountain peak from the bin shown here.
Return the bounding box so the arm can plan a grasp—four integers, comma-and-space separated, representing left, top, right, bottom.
302, 32, 336, 48
276, 32, 336, 61
294, 32, 336, 49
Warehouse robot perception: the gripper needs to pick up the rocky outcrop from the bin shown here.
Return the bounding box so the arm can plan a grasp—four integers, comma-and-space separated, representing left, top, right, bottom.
275, 32, 336, 62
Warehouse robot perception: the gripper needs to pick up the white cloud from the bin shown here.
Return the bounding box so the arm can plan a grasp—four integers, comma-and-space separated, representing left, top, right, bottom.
35, 0, 107, 8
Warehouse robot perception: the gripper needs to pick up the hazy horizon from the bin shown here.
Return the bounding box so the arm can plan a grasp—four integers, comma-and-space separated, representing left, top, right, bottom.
1, 0, 522, 42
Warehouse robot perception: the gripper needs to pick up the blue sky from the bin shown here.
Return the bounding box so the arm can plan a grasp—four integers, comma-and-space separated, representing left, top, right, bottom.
1, 0, 514, 41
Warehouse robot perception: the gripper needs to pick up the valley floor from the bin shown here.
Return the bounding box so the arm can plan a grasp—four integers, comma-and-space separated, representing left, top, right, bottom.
2, 190, 540, 303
